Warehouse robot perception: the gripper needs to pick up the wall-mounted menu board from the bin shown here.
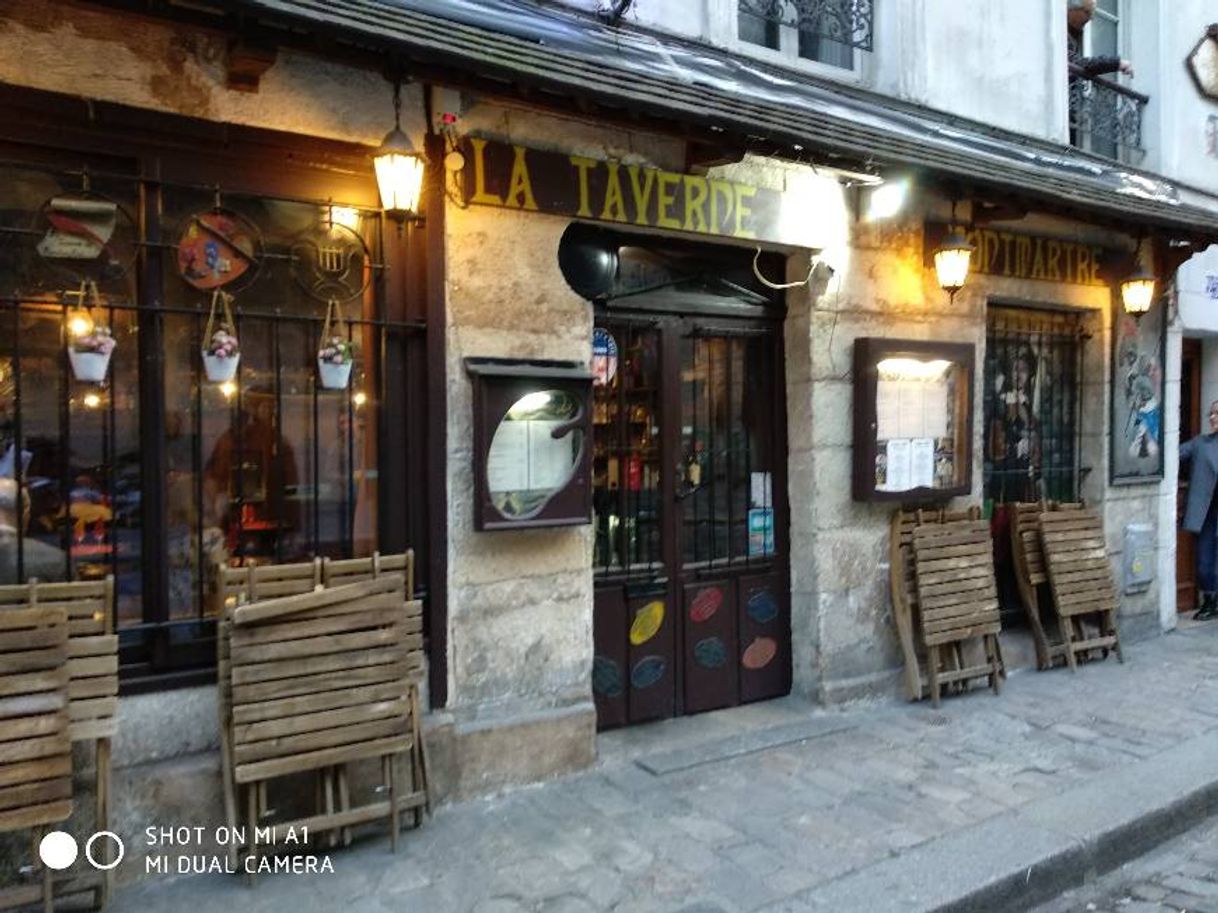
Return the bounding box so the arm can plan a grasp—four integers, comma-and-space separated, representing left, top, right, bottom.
852, 338, 975, 501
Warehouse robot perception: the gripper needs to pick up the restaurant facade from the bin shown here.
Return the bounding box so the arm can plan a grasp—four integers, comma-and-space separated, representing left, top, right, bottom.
2, 0, 1218, 879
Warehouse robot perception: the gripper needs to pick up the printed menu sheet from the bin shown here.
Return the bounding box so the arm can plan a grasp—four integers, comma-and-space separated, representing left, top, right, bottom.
876, 377, 949, 441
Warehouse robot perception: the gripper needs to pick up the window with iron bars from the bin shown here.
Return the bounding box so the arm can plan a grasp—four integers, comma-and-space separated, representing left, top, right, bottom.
737, 0, 873, 70
0, 150, 428, 689
983, 306, 1085, 507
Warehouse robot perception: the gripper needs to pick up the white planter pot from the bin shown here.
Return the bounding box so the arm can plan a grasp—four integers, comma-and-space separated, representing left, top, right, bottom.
203, 351, 240, 383
69, 349, 111, 383
317, 358, 353, 390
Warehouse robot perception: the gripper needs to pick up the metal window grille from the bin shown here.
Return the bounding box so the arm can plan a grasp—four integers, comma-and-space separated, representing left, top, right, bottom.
983, 306, 1085, 505
0, 159, 425, 685
1068, 69, 1148, 163
737, 0, 874, 52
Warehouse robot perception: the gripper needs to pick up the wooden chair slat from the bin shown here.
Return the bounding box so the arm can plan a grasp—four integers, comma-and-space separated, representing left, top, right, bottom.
909, 514, 1004, 706
1039, 507, 1123, 670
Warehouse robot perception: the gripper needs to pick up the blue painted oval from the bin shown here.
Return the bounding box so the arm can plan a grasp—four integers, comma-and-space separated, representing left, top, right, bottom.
693, 637, 728, 670
592, 655, 624, 698
747, 589, 779, 625
630, 655, 667, 690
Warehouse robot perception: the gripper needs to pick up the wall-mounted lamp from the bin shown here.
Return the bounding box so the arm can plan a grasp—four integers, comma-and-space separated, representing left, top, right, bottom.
373, 78, 426, 229
864, 178, 910, 222
934, 205, 974, 302
1120, 240, 1156, 317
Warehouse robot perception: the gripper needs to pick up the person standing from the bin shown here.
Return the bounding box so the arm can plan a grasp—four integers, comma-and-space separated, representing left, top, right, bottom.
1067, 0, 1133, 78
1179, 400, 1218, 620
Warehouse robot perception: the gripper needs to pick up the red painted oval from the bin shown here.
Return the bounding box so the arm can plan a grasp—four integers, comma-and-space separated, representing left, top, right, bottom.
688, 586, 724, 623
741, 636, 778, 670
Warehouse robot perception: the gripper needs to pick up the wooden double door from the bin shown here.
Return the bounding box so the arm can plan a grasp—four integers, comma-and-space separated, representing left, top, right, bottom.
590, 311, 791, 729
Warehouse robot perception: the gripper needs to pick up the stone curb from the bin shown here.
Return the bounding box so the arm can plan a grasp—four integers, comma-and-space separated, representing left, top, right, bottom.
759, 730, 1218, 913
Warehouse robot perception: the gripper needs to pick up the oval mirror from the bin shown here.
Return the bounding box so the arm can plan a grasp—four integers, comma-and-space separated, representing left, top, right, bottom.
487, 389, 584, 519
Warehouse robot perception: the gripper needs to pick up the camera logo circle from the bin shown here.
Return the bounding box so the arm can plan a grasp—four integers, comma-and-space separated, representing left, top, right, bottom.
38, 831, 124, 871
38, 832, 77, 870
86, 831, 125, 870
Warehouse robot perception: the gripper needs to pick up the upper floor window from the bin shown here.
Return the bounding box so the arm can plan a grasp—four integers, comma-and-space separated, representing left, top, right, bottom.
1066, 0, 1147, 162
737, 0, 873, 71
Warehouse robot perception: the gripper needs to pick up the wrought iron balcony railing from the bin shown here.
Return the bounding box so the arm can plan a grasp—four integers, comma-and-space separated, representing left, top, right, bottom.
737, 0, 874, 52
1068, 65, 1149, 162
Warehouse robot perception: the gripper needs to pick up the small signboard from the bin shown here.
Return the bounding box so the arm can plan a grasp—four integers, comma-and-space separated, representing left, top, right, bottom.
747, 508, 774, 557
592, 328, 618, 387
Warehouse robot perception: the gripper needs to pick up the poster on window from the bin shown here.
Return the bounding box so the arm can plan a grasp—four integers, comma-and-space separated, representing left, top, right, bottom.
1111, 296, 1164, 483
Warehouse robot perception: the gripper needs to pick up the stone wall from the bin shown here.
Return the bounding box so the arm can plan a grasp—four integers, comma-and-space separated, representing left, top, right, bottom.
438, 98, 685, 794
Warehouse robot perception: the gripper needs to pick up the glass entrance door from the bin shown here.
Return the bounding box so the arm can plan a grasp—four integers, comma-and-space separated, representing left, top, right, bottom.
591, 315, 789, 729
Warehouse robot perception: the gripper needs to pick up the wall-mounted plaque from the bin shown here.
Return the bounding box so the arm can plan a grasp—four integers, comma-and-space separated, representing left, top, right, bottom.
466, 358, 593, 530
1187, 25, 1218, 102
853, 338, 975, 502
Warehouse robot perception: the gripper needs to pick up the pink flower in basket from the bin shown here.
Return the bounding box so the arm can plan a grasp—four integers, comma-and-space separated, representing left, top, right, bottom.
206, 326, 240, 359
318, 335, 355, 365
73, 326, 116, 356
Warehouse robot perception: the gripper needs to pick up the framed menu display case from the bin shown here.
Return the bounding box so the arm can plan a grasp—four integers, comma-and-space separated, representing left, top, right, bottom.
852, 338, 975, 502
466, 358, 594, 530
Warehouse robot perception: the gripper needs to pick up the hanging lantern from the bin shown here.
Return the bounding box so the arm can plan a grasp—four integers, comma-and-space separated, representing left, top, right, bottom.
373, 79, 425, 226
1121, 241, 1156, 317
934, 228, 974, 300
67, 308, 95, 339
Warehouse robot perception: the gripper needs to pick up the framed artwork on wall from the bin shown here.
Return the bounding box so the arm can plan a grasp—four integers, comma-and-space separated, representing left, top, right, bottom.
1110, 296, 1165, 483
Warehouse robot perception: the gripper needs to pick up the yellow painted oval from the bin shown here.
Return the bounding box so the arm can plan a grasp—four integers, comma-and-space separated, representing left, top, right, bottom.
629, 600, 665, 646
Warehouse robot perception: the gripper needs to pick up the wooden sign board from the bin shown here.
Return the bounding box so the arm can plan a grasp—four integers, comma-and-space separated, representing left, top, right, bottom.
925, 222, 1120, 287
461, 137, 805, 247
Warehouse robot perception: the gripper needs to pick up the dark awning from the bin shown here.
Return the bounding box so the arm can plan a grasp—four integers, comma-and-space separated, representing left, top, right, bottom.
213, 0, 1218, 239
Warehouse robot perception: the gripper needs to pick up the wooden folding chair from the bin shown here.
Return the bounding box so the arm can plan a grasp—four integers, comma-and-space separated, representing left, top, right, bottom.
322, 552, 428, 823
0, 605, 73, 913
227, 576, 416, 880
910, 517, 1005, 707
891, 508, 998, 701
214, 559, 322, 868
323, 550, 414, 599
1010, 502, 1089, 670
1039, 507, 1123, 670
0, 578, 118, 908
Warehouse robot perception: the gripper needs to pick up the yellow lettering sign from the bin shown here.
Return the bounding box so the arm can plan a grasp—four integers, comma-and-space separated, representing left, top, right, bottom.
470, 138, 503, 206
1089, 245, 1102, 285
1000, 233, 1015, 276
710, 180, 734, 233
627, 165, 656, 227
570, 156, 598, 218
601, 163, 627, 222
1046, 241, 1062, 282
656, 172, 682, 229
734, 185, 757, 239
683, 176, 709, 233
506, 146, 538, 211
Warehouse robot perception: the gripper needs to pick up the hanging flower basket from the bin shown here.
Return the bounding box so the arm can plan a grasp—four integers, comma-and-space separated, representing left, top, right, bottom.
67, 282, 115, 383
203, 349, 240, 382
317, 356, 353, 390
69, 346, 112, 382
316, 299, 355, 390
202, 290, 240, 383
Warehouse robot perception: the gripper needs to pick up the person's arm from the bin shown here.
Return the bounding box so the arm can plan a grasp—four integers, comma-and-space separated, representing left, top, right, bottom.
1181, 436, 1196, 464
1076, 55, 1134, 77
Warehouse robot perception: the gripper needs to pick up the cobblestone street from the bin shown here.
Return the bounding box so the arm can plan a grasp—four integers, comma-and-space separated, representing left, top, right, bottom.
107, 623, 1218, 913
1034, 817, 1218, 913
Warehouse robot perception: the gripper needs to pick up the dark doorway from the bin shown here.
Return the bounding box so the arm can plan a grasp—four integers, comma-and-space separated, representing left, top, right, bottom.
587, 242, 791, 729
1177, 337, 1201, 613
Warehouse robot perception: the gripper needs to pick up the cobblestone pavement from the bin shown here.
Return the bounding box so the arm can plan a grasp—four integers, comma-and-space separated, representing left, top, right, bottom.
107, 623, 1218, 913
1032, 816, 1218, 913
